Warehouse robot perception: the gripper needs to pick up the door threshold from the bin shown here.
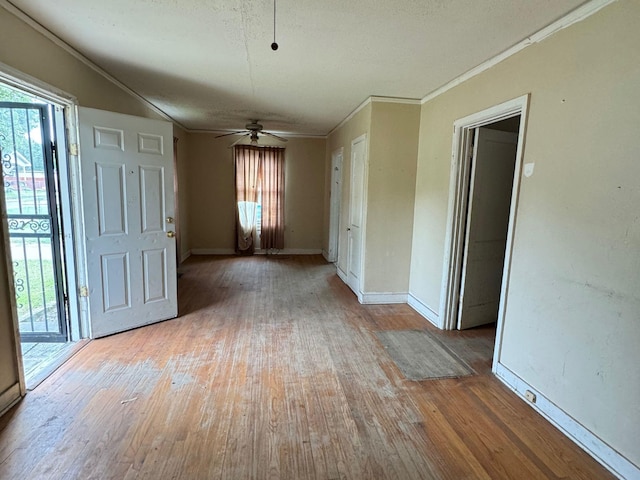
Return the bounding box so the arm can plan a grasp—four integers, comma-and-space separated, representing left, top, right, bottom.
25, 339, 91, 391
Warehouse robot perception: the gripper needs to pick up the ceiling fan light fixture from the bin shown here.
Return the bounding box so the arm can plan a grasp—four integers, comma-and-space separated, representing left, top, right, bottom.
216, 120, 288, 148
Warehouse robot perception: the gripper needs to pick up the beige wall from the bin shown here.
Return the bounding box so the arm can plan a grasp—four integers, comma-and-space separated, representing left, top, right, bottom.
410, 1, 640, 467
325, 101, 419, 295
0, 9, 162, 119
366, 102, 419, 293
0, 7, 183, 409
187, 134, 326, 252
0, 7, 189, 257
326, 104, 372, 275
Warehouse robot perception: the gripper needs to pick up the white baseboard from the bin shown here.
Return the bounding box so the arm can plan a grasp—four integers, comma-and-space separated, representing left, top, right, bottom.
360, 292, 408, 304
0, 383, 22, 417
336, 266, 348, 283
407, 293, 440, 327
322, 249, 337, 262
191, 248, 235, 255
334, 268, 364, 302
180, 250, 192, 263
272, 249, 323, 255
191, 248, 323, 256
494, 363, 638, 480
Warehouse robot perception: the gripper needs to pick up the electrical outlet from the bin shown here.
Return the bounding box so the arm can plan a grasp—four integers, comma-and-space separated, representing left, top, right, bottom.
525, 390, 537, 403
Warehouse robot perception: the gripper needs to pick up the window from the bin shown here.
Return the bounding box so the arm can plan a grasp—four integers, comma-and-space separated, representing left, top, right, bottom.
234, 145, 284, 253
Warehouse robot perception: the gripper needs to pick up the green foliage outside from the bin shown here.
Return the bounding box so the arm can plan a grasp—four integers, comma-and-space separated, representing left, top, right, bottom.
12, 254, 57, 326
0, 83, 46, 172
0, 85, 60, 334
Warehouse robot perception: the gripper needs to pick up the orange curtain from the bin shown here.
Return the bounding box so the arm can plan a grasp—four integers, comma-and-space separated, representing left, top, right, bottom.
234, 146, 261, 254
260, 147, 285, 250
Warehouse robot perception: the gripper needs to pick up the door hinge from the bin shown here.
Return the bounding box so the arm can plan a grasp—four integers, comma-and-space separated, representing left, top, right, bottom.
69, 143, 79, 156
79, 286, 89, 297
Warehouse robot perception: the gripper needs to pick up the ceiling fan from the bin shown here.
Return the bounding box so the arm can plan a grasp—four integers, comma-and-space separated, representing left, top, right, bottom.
216, 120, 288, 147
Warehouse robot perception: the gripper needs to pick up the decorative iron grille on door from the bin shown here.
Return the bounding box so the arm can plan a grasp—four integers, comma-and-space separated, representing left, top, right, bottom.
0, 102, 68, 342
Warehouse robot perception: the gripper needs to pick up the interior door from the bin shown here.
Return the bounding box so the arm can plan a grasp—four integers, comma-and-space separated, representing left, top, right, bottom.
458, 127, 517, 329
79, 107, 177, 338
347, 136, 366, 296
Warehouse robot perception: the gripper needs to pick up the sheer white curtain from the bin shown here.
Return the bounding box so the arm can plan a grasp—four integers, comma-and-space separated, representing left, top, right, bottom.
234, 146, 261, 254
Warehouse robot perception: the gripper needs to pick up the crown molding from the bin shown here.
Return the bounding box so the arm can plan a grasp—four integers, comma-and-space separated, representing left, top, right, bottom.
421, 0, 617, 105
370, 96, 421, 105
329, 95, 422, 137
3, 0, 615, 135
327, 97, 372, 137
1, 0, 185, 129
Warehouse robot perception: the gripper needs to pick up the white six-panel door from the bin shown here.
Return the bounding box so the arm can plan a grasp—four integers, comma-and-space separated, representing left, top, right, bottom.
457, 127, 517, 329
347, 135, 366, 296
79, 107, 177, 338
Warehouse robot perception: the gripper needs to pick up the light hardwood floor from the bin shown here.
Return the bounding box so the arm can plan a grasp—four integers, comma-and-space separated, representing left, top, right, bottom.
0, 255, 614, 479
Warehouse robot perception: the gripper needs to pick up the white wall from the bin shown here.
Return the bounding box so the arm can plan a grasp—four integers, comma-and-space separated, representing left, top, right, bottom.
410, 1, 640, 469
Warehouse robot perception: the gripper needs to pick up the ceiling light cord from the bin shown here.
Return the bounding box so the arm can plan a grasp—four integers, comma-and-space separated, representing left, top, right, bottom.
271, 0, 279, 51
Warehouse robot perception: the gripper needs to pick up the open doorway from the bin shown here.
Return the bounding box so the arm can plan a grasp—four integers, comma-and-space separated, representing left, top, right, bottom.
439, 95, 529, 370
457, 117, 520, 330
0, 82, 84, 389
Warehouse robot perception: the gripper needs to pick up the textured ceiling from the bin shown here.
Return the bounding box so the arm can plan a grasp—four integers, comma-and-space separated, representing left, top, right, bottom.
8, 0, 587, 135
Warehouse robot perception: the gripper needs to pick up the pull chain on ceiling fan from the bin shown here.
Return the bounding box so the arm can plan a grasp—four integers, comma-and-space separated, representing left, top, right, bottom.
271, 0, 278, 50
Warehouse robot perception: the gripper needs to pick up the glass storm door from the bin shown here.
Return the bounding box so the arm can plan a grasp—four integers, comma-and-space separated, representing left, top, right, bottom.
0, 102, 68, 342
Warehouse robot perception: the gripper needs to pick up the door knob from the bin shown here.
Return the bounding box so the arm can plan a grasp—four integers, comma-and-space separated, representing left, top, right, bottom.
167, 231, 175, 238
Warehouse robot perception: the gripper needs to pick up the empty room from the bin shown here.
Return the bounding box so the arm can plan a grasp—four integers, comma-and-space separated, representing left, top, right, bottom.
0, 0, 638, 479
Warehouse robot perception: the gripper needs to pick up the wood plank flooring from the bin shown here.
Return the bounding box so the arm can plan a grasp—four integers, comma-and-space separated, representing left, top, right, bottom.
0, 255, 615, 479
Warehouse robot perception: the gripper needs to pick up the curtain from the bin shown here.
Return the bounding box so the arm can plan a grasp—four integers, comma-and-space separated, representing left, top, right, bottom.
234, 146, 261, 254
260, 147, 285, 250
234, 145, 285, 253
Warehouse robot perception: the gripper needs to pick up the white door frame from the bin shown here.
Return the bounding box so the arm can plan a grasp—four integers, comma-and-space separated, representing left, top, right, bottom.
346, 134, 368, 301
438, 94, 529, 366
0, 62, 90, 340
327, 147, 343, 263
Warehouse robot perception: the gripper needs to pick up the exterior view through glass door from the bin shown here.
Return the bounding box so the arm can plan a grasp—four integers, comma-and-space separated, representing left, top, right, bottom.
0, 90, 75, 386
0, 101, 68, 342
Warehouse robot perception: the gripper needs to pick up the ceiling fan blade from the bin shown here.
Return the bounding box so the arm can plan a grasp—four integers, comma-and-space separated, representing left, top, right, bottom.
227, 133, 251, 148
262, 131, 288, 142
215, 130, 247, 138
